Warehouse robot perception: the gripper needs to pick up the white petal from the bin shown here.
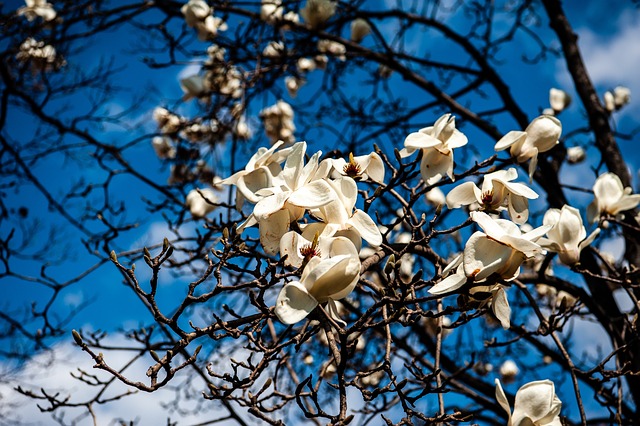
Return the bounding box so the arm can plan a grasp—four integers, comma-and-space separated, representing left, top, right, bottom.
512, 380, 561, 425
404, 132, 442, 150
306, 255, 360, 302
364, 152, 385, 183
507, 194, 529, 224
492, 287, 511, 329
495, 131, 526, 151
275, 281, 318, 324
524, 115, 561, 153
288, 179, 336, 209
259, 209, 290, 255
446, 182, 481, 208
495, 379, 512, 420
420, 148, 453, 185
349, 209, 383, 247
463, 232, 515, 281
279, 231, 307, 267
429, 271, 467, 295
254, 191, 289, 221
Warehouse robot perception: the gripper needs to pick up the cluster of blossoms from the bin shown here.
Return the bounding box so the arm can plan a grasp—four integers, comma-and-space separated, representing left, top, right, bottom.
603, 86, 631, 112
223, 141, 384, 325
181, 0, 227, 41
17, 0, 56, 22
16, 37, 65, 72
259, 100, 296, 145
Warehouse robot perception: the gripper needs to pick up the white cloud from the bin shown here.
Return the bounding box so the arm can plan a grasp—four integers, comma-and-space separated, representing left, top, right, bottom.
557, 13, 640, 118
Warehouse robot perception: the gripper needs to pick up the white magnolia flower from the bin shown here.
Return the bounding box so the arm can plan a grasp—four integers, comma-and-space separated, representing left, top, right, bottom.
261, 0, 283, 23
282, 11, 300, 26
538, 205, 599, 265
310, 176, 383, 249
566, 146, 585, 164
195, 15, 227, 40
280, 230, 358, 269
495, 379, 562, 426
153, 107, 183, 134
329, 152, 385, 183
17, 0, 56, 22
400, 114, 468, 185
285, 76, 304, 98
499, 360, 520, 383
317, 40, 346, 61
446, 168, 539, 224
234, 115, 251, 139
186, 188, 219, 217
300, 0, 336, 29
246, 142, 335, 254
151, 136, 176, 159
605, 86, 631, 112
297, 57, 316, 73
350, 19, 371, 43
587, 172, 640, 223
222, 140, 290, 209
180, 75, 207, 100
16, 38, 64, 71
275, 240, 360, 325
262, 41, 285, 58
549, 88, 571, 113
425, 187, 446, 207
181, 0, 210, 27
260, 100, 296, 144
314, 54, 329, 69
495, 115, 562, 180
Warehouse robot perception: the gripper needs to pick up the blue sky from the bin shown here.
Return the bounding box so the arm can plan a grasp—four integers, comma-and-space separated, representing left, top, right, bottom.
1, 0, 639, 423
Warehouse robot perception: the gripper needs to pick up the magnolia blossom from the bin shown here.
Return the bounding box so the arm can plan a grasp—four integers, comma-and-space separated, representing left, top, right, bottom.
262, 41, 285, 58
234, 115, 251, 139
260, 0, 283, 23
495, 379, 562, 426
566, 146, 585, 164
260, 100, 296, 144
180, 75, 207, 100
495, 115, 562, 180
222, 140, 291, 209
425, 187, 446, 207
17, 0, 56, 21
16, 38, 64, 71
587, 172, 640, 223
195, 15, 227, 40
329, 152, 385, 183
549, 88, 571, 113
153, 107, 183, 134
350, 19, 371, 43
275, 236, 360, 324
604, 86, 631, 112
185, 188, 219, 217
244, 142, 335, 254
309, 176, 383, 249
151, 136, 176, 159
285, 76, 304, 98
538, 205, 599, 265
317, 40, 346, 61
499, 359, 520, 383
314, 54, 329, 69
446, 168, 539, 224
181, 0, 210, 27
297, 57, 316, 73
300, 0, 336, 29
282, 11, 300, 26
400, 114, 468, 185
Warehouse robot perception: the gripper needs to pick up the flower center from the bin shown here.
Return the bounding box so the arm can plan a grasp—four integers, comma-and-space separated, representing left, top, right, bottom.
481, 190, 494, 205
343, 152, 362, 178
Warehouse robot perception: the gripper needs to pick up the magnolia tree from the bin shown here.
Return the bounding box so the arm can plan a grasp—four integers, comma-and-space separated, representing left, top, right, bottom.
1, 0, 640, 425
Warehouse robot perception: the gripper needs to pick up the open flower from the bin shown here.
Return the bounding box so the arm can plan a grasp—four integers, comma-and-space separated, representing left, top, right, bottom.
463, 212, 549, 282
495, 115, 562, 180
181, 0, 210, 27
260, 100, 296, 144
329, 152, 385, 183
245, 142, 335, 254
17, 0, 56, 22
400, 114, 468, 185
310, 176, 383, 249
539, 205, 599, 265
495, 379, 562, 426
587, 172, 640, 223
275, 238, 361, 325
300, 0, 336, 29
222, 140, 291, 209
185, 188, 219, 217
446, 168, 539, 224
